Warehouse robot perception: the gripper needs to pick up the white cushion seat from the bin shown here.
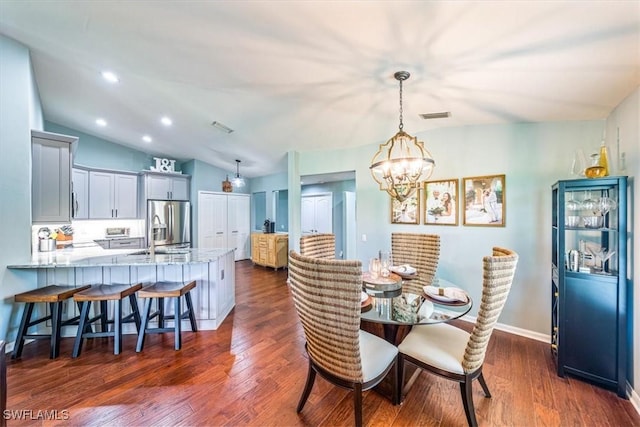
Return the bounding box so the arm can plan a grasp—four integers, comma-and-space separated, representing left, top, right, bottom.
397, 323, 469, 375
359, 330, 399, 382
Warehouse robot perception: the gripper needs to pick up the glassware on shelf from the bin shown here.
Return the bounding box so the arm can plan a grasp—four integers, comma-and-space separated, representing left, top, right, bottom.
588, 247, 615, 274
598, 141, 610, 176
585, 153, 606, 178
581, 191, 599, 214
565, 191, 581, 212
570, 149, 586, 178
598, 196, 617, 217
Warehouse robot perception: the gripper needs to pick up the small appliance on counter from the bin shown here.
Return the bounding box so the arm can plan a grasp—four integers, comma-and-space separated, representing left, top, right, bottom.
263, 219, 275, 233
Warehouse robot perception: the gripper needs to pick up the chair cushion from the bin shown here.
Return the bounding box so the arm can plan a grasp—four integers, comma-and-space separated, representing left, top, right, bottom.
398, 323, 470, 375
359, 330, 398, 382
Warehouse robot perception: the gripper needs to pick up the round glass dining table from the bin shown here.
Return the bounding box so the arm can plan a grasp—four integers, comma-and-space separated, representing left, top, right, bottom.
361, 274, 473, 344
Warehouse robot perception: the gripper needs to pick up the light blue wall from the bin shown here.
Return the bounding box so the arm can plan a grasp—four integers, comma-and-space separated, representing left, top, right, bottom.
0, 35, 41, 342
249, 171, 288, 233
291, 120, 613, 336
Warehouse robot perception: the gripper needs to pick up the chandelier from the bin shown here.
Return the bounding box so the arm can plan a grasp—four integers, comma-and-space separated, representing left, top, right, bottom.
232, 159, 246, 188
370, 71, 435, 202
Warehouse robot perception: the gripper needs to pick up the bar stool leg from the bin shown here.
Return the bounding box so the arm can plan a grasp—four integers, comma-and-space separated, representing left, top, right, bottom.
185, 292, 198, 332
72, 301, 91, 358
50, 302, 64, 359
12, 303, 34, 359
113, 299, 122, 355
174, 297, 182, 350
128, 294, 141, 332
158, 297, 165, 328
136, 298, 153, 352
100, 301, 109, 333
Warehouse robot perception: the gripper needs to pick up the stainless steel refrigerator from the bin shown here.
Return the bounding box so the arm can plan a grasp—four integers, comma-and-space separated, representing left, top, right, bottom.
147, 199, 191, 249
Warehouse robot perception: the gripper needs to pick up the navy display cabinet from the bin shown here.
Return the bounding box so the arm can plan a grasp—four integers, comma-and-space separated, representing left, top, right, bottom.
551, 176, 628, 398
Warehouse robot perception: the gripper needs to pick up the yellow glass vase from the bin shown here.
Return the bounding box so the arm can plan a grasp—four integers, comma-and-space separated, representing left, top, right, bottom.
598, 142, 610, 176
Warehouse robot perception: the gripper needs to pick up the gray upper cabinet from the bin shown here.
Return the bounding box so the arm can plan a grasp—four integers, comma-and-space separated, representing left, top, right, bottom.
31, 130, 77, 223
144, 172, 190, 200
89, 171, 138, 219
72, 168, 89, 219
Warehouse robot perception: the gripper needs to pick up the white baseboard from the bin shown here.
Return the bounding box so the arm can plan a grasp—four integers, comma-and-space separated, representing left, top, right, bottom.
461, 315, 551, 342
629, 384, 640, 417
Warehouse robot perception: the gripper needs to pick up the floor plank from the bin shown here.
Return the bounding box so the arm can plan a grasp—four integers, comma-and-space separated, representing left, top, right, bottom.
5, 260, 639, 426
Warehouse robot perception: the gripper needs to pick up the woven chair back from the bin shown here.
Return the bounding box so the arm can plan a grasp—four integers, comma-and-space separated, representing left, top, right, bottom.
462, 247, 519, 373
288, 250, 364, 382
391, 233, 440, 294
300, 233, 336, 259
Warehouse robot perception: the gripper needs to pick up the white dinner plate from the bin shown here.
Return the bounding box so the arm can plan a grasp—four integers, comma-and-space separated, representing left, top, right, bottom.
423, 286, 469, 304
361, 291, 369, 303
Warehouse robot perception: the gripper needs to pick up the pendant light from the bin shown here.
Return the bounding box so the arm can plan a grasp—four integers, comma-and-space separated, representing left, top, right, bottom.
370, 71, 435, 202
232, 159, 246, 188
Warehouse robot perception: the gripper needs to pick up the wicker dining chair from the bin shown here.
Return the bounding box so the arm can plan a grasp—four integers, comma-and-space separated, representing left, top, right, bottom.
397, 247, 519, 427
391, 233, 440, 295
299, 233, 336, 259
288, 250, 399, 427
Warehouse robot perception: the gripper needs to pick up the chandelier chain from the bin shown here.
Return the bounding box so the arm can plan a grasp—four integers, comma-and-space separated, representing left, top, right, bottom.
398, 79, 404, 131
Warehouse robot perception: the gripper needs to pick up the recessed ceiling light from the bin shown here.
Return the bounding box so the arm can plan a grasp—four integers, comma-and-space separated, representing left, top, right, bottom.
142, 135, 152, 143
95, 118, 107, 127
161, 116, 173, 126
101, 71, 119, 83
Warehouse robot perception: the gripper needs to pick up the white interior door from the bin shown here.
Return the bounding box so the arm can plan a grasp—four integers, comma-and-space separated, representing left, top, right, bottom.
198, 192, 227, 249
301, 193, 332, 234
228, 194, 250, 260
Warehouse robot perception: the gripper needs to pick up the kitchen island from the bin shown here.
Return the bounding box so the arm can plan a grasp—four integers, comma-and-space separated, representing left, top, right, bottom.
8, 248, 236, 331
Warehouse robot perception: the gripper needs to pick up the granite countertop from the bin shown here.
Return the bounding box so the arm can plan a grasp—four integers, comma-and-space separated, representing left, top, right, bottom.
7, 247, 234, 269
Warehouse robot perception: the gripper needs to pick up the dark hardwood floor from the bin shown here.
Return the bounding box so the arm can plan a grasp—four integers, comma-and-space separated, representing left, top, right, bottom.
5, 260, 639, 426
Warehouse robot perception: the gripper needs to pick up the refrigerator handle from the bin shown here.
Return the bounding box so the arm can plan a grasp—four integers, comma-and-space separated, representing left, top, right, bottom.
168, 204, 174, 242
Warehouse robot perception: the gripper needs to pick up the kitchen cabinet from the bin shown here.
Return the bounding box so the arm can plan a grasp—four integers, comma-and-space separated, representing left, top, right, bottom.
72, 168, 89, 219
198, 192, 250, 261
251, 233, 288, 270
89, 171, 138, 219
31, 130, 77, 223
551, 176, 628, 398
144, 172, 190, 200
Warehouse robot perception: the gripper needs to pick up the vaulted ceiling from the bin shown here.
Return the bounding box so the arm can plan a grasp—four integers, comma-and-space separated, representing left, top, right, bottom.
1, 1, 638, 177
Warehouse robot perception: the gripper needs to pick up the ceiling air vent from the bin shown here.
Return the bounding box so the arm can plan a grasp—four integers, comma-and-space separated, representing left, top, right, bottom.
211, 121, 234, 133
419, 112, 451, 120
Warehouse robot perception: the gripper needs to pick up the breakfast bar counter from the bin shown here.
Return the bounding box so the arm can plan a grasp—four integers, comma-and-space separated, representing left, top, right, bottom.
8, 248, 236, 331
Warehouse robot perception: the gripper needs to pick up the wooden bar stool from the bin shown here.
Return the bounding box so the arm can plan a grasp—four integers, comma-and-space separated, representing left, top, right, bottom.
72, 283, 142, 358
136, 281, 198, 352
12, 284, 91, 359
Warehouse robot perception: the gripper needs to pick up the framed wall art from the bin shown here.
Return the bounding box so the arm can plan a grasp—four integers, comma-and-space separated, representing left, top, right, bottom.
462, 174, 505, 226
424, 179, 458, 226
391, 191, 420, 224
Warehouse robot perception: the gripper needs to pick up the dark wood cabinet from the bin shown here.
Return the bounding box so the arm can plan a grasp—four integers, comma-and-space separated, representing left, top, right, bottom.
551, 177, 628, 398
